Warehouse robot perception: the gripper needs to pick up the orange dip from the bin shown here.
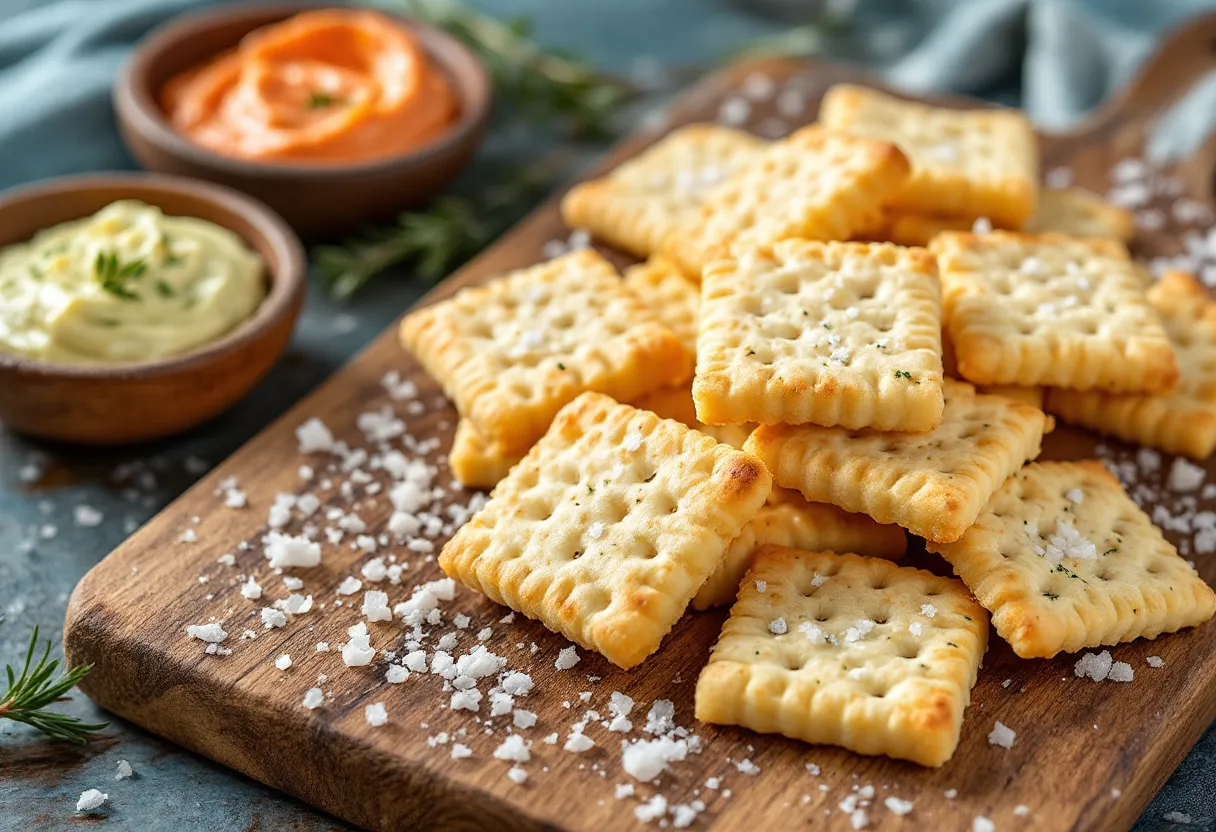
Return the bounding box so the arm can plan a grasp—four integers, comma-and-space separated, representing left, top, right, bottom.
161, 9, 459, 164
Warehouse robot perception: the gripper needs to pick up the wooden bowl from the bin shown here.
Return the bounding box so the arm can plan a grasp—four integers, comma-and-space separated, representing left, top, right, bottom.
0, 173, 306, 445
114, 3, 493, 235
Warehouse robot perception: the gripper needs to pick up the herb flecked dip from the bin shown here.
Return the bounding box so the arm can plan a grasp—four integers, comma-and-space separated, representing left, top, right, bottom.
0, 200, 265, 364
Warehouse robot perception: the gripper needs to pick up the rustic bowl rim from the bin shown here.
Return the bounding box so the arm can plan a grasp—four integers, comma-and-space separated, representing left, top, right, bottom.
0, 171, 306, 381
114, 1, 494, 181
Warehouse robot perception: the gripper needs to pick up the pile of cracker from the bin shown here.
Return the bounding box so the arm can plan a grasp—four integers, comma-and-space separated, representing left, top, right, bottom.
399, 84, 1216, 768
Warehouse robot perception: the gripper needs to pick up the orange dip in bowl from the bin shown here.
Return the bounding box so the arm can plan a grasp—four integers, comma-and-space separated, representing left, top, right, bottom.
160, 9, 459, 164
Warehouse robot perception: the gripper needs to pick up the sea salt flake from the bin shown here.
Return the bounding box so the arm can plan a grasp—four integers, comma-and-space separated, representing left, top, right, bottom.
564, 731, 595, 753
506, 766, 528, 784
555, 646, 581, 670
624, 430, 643, 451
988, 720, 1016, 749
769, 617, 788, 635
621, 736, 688, 781
1147, 656, 1165, 668
494, 734, 531, 762
364, 702, 388, 727
75, 789, 108, 813
186, 622, 228, 643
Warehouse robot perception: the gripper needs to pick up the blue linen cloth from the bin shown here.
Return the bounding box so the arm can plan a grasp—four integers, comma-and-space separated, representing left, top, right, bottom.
0, 0, 1215, 192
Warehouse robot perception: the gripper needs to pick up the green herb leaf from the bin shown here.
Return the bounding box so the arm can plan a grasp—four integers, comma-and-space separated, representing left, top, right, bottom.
0, 627, 108, 745
93, 250, 145, 301
395, 0, 632, 139
155, 280, 175, 299
305, 91, 343, 110
314, 164, 553, 299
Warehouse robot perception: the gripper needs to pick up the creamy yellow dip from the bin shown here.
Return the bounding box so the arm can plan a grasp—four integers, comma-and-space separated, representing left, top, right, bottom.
0, 200, 266, 364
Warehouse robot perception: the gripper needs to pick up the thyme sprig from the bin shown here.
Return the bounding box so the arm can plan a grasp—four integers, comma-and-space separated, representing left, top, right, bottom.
394, 0, 632, 138
315, 163, 554, 299
0, 627, 108, 745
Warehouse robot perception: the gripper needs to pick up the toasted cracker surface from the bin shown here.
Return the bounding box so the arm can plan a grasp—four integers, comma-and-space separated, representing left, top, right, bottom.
1025, 188, 1135, 241
400, 250, 691, 454
694, 240, 944, 431
623, 256, 700, 356
819, 84, 1038, 228
560, 124, 766, 258
693, 491, 908, 609
1047, 271, 1216, 459
929, 460, 1216, 657
448, 420, 523, 489
744, 379, 1051, 543
931, 231, 1178, 393
661, 126, 911, 278
439, 392, 771, 669
695, 547, 988, 767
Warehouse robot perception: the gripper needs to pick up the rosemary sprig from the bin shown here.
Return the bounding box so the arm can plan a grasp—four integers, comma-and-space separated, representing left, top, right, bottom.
94, 250, 146, 301
392, 0, 632, 138
1, 627, 108, 744
315, 163, 554, 299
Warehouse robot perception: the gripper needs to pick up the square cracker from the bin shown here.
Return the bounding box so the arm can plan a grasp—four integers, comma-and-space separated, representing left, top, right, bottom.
439, 392, 772, 669
931, 231, 1178, 393
632, 383, 754, 450
1046, 271, 1216, 459
449, 420, 522, 489
694, 240, 945, 432
661, 126, 911, 279
943, 331, 1044, 409
928, 460, 1216, 658
1024, 188, 1134, 242
559, 124, 767, 258
623, 256, 700, 356
399, 250, 691, 455
692, 490, 908, 610
744, 379, 1052, 543
695, 547, 988, 767
819, 83, 1038, 228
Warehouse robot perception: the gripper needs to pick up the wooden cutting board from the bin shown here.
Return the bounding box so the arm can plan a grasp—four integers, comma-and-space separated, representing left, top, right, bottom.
65, 15, 1216, 832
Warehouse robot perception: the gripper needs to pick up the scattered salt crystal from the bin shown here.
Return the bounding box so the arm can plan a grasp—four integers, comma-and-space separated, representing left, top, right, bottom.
240, 578, 262, 600
336, 576, 362, 595
973, 818, 995, 832
609, 692, 634, 717
450, 744, 472, 759
1037, 519, 1097, 563
1014, 805, 1030, 816
741, 71, 775, 101
944, 789, 958, 799
74, 505, 104, 527
644, 699, 675, 735
451, 689, 481, 711
908, 622, 923, 636
364, 702, 388, 727
386, 665, 409, 684
1065, 488, 1084, 504
506, 766, 528, 784
920, 604, 937, 618
494, 734, 531, 762
296, 417, 334, 453
282, 576, 304, 591
261, 608, 287, 629
1075, 650, 1114, 681
114, 761, 133, 781
621, 736, 688, 781
362, 590, 393, 622
972, 217, 993, 234
811, 572, 829, 587
1163, 811, 1193, 824
736, 758, 760, 775
555, 646, 580, 670
342, 623, 375, 666
513, 710, 537, 729
179, 528, 197, 543
769, 617, 788, 635
564, 731, 595, 753
635, 795, 668, 823
798, 622, 827, 644
1168, 458, 1206, 492
263, 532, 321, 569
624, 430, 643, 451
186, 622, 228, 643
1108, 661, 1135, 682
988, 720, 1016, 749
1147, 656, 1165, 668
755, 580, 767, 593
275, 654, 292, 671
75, 789, 108, 813
718, 97, 750, 126
276, 594, 313, 615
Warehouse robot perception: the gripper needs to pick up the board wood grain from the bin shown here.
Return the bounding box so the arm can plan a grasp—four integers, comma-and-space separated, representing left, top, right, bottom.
65, 15, 1216, 832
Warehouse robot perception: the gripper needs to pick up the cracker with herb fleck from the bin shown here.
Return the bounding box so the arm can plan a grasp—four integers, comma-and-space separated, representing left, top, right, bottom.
695, 547, 988, 767
1025, 188, 1134, 242
744, 379, 1051, 543
400, 250, 691, 455
1046, 271, 1216, 459
819, 84, 1038, 228
560, 124, 767, 258
439, 392, 772, 669
692, 490, 908, 610
931, 231, 1178, 393
928, 460, 1216, 657
661, 126, 911, 279
694, 240, 944, 432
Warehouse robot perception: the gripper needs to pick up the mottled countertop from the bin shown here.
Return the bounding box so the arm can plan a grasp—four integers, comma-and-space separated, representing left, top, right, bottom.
1, 2, 1213, 830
